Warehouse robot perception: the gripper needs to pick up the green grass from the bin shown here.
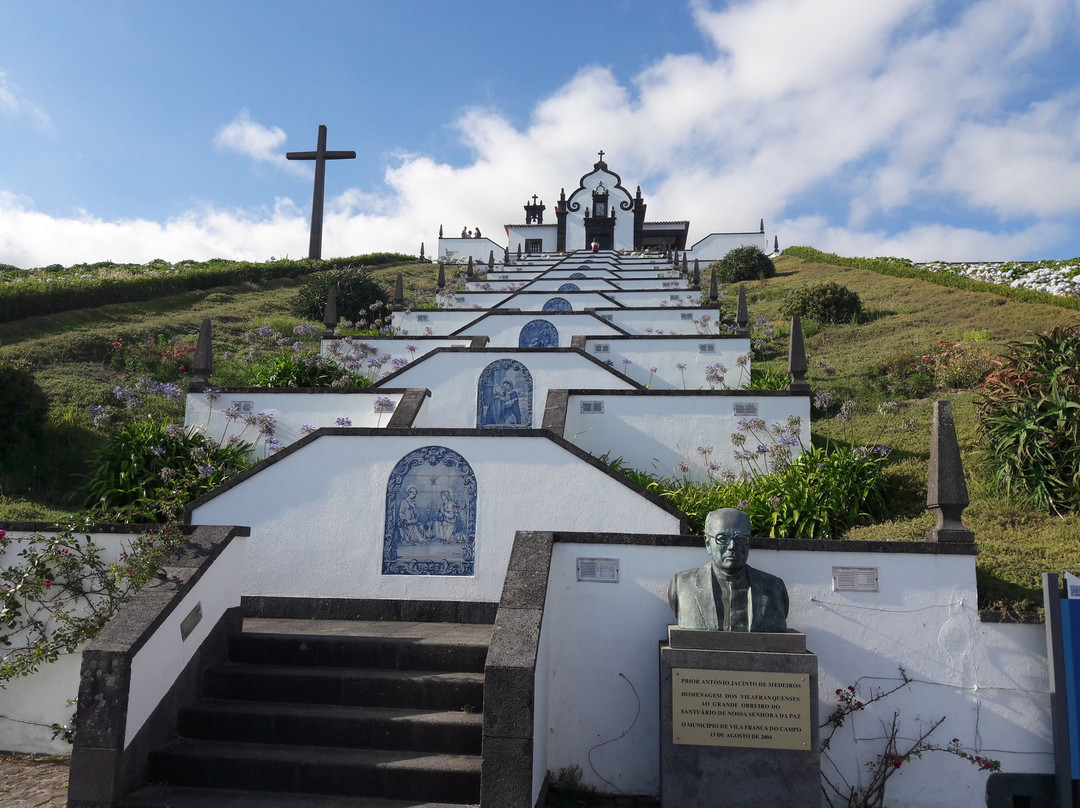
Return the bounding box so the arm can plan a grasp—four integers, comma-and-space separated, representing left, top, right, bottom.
1, 252, 1076, 610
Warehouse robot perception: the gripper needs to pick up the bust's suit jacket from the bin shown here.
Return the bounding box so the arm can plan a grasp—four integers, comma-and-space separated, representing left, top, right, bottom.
667, 563, 789, 632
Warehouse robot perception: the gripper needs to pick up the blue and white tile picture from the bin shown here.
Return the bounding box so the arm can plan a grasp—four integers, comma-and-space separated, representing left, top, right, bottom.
477, 358, 533, 428
543, 297, 573, 312
569, 272, 587, 279
558, 282, 581, 292
518, 319, 559, 348
383, 446, 476, 576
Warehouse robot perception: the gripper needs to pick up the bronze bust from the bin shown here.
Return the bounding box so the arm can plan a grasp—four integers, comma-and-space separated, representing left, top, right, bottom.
667, 508, 789, 632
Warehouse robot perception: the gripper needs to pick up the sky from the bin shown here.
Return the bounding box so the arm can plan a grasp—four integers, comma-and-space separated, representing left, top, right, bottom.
1, 0, 1079, 268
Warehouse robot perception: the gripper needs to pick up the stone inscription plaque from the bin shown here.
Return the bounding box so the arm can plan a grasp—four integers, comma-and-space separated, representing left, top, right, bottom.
672, 668, 810, 750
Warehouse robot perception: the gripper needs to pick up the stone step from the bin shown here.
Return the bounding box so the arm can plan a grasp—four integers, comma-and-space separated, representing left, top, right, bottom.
148, 739, 481, 804
203, 663, 485, 711
119, 784, 479, 808
230, 627, 489, 673
179, 699, 482, 754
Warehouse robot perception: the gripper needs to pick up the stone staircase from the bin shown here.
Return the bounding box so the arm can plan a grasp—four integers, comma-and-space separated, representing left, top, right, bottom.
119, 618, 491, 807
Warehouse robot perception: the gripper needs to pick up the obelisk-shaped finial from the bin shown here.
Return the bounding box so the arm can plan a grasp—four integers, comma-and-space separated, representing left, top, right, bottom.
193, 318, 213, 384
787, 316, 809, 393
926, 400, 975, 543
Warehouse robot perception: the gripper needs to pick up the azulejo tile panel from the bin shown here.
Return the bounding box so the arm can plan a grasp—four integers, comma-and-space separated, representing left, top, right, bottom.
518, 318, 559, 348
383, 446, 477, 576
542, 296, 573, 311
477, 358, 533, 428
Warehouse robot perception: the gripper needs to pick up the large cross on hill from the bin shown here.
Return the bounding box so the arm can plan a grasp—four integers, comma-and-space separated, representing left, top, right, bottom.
287, 124, 356, 260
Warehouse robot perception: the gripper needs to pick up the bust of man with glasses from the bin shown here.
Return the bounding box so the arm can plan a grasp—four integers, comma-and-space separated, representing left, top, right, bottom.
668, 508, 789, 632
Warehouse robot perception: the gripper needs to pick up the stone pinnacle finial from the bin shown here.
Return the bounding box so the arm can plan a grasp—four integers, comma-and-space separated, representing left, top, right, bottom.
467, 256, 474, 277
420, 242, 425, 261
787, 316, 809, 393
322, 287, 337, 337
488, 250, 494, 271
736, 285, 750, 335
193, 318, 213, 383
517, 244, 522, 259
692, 260, 700, 288
439, 224, 443, 238
774, 235, 779, 253
760, 218, 765, 234
672, 250, 679, 267
437, 262, 446, 290
394, 273, 404, 309
926, 400, 975, 543
709, 266, 718, 303
682, 254, 688, 273
504, 246, 509, 264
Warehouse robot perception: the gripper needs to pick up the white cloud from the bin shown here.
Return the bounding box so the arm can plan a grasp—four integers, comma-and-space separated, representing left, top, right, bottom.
0, 70, 54, 133
214, 110, 310, 178
3, 0, 1080, 267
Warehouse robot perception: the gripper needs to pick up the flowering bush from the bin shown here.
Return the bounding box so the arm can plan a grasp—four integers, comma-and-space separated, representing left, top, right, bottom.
106, 334, 196, 381
821, 669, 1000, 807
78, 418, 252, 522
0, 524, 185, 683
868, 339, 996, 398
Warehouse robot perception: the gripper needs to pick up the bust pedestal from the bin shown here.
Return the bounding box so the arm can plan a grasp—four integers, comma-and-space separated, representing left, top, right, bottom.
659, 626, 819, 807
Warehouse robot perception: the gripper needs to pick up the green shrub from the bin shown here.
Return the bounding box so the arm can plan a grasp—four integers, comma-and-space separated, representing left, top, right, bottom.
747, 367, 790, 390
248, 353, 352, 388
611, 445, 891, 539
976, 323, 1080, 515
781, 282, 863, 324
292, 265, 391, 324
78, 420, 252, 522
711, 245, 776, 284
0, 359, 49, 464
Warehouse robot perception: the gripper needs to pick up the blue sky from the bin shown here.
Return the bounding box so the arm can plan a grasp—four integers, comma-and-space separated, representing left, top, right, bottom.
2, 0, 1079, 267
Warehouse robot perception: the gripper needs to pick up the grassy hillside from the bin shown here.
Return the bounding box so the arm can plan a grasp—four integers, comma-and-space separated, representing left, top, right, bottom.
1, 252, 1076, 611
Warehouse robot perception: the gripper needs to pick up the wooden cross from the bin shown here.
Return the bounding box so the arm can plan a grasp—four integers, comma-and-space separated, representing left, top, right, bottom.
287, 125, 356, 260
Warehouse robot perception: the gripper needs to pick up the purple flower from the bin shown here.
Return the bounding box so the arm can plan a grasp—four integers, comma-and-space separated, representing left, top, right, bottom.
164, 423, 185, 440
197, 464, 215, 479
675, 362, 687, 371
335, 416, 352, 427
300, 424, 316, 436
204, 387, 221, 403
374, 397, 395, 413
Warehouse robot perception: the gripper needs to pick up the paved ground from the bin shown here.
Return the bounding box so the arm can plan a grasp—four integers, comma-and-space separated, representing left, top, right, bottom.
0, 753, 69, 808
0, 753, 659, 807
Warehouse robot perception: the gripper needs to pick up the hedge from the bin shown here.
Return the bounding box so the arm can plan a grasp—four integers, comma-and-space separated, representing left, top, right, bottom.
782, 247, 1080, 312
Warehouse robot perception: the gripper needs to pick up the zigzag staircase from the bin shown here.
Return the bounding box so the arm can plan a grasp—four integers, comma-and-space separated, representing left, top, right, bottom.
119, 618, 490, 807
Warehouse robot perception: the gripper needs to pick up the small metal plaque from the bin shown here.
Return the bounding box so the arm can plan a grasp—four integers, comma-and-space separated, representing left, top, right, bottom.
231, 400, 254, 414
672, 668, 811, 749
580, 401, 604, 414
180, 601, 203, 641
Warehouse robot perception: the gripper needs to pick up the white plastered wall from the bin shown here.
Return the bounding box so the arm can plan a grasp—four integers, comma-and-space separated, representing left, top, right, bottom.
564, 167, 636, 250
437, 237, 504, 262
187, 434, 683, 603
603, 290, 702, 308
125, 535, 245, 747
538, 541, 1050, 807
684, 232, 770, 261
454, 313, 624, 348
562, 393, 810, 482
371, 350, 636, 428
185, 390, 406, 458
580, 336, 753, 390
393, 310, 487, 336
599, 308, 723, 336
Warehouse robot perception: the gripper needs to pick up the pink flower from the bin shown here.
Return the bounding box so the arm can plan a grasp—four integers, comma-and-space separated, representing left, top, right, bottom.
43, 579, 53, 589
